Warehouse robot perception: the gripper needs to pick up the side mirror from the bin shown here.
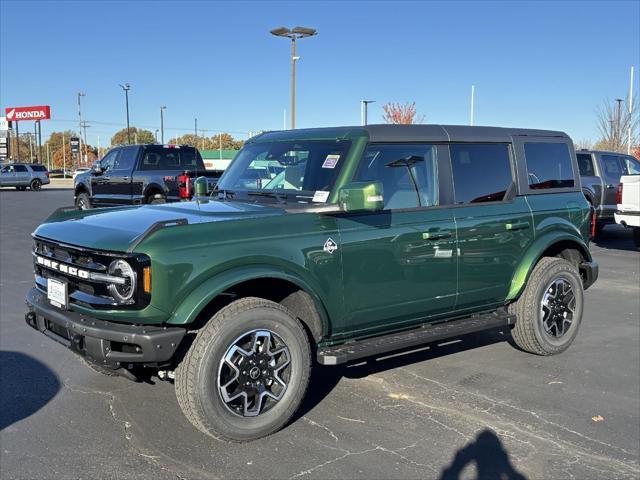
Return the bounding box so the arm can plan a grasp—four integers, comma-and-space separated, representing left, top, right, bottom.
92, 165, 103, 175
338, 181, 384, 212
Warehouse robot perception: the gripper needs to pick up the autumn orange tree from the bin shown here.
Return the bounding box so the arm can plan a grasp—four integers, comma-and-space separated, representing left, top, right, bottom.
382, 101, 425, 124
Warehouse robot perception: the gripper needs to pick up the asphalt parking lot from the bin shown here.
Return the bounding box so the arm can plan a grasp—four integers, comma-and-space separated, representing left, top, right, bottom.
1, 188, 639, 480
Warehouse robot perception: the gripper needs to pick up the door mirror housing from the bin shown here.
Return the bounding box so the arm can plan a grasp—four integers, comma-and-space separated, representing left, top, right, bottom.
92, 165, 103, 175
338, 181, 384, 212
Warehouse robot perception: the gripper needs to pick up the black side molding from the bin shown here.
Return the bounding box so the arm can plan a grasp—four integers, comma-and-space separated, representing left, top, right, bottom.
317, 309, 514, 365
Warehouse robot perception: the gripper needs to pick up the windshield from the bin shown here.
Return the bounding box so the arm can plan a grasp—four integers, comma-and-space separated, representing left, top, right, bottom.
217, 139, 351, 203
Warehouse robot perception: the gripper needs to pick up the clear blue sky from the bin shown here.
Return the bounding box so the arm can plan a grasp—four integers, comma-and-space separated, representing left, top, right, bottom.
1, 0, 638, 146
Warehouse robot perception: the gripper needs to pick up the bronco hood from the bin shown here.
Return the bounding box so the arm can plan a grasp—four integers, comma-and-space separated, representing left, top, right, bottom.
34, 200, 284, 252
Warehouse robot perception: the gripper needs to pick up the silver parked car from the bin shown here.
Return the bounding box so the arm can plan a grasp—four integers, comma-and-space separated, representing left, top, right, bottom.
0, 163, 50, 191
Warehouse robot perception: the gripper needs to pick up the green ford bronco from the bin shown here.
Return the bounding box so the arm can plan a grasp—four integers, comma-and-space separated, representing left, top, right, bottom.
26, 125, 598, 441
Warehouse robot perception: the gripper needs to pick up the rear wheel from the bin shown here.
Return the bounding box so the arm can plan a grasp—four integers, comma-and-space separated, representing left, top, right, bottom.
509, 257, 584, 355
75, 192, 92, 210
175, 297, 311, 441
30, 178, 42, 191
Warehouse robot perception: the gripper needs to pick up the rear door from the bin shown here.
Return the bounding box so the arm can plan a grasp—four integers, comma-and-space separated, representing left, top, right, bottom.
451, 143, 534, 312
598, 154, 627, 217
337, 143, 458, 337
13, 164, 30, 185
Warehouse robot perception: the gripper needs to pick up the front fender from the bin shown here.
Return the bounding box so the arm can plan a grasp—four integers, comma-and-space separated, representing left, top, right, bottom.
168, 264, 331, 335
506, 231, 591, 301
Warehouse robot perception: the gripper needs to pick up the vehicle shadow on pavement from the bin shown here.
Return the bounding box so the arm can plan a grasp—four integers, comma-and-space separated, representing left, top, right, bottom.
592, 226, 637, 252
0, 350, 60, 431
438, 429, 527, 480
296, 328, 508, 420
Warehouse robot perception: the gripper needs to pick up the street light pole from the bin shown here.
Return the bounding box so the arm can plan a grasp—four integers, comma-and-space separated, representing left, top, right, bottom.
615, 98, 624, 150
270, 26, 317, 129
119, 83, 131, 144
361, 100, 375, 125
160, 105, 166, 144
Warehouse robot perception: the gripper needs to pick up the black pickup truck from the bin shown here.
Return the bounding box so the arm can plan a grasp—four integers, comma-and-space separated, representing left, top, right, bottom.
74, 144, 220, 209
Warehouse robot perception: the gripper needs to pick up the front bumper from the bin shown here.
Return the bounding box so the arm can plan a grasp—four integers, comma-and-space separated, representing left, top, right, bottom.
579, 260, 599, 290
25, 287, 185, 369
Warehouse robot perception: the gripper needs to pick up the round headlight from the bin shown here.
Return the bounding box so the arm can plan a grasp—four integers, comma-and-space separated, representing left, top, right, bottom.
108, 259, 136, 303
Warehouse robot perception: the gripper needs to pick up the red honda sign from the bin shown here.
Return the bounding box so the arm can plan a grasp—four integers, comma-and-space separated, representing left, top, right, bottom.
5, 105, 51, 121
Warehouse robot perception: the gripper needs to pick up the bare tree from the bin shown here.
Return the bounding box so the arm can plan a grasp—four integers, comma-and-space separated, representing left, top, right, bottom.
595, 97, 639, 152
382, 101, 425, 124
574, 139, 593, 150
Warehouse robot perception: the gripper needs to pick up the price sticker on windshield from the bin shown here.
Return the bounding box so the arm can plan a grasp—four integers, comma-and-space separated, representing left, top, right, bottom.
312, 191, 330, 203
322, 154, 340, 169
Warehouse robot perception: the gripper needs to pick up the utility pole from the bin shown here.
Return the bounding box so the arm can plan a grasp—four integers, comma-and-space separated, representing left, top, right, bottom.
629, 66, 635, 155
81, 121, 89, 165
615, 98, 624, 150
361, 100, 375, 125
470, 85, 475, 126
160, 105, 166, 144
46, 143, 50, 170
62, 132, 66, 175
15, 122, 20, 162
119, 83, 131, 144
194, 118, 198, 138
78, 92, 85, 166
270, 26, 317, 129
28, 132, 33, 162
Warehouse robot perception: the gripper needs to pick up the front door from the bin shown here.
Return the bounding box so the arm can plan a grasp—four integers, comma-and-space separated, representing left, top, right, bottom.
91, 149, 120, 207
449, 143, 534, 312
337, 143, 457, 338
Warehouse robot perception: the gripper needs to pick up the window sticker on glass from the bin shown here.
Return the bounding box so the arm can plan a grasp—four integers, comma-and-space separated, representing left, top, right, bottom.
322, 154, 340, 169
312, 190, 330, 203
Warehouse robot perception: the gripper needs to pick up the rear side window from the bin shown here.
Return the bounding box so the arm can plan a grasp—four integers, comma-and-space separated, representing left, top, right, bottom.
30, 165, 47, 172
524, 143, 574, 189
625, 156, 640, 174
14, 165, 28, 172
140, 148, 200, 170
450, 144, 513, 204
577, 153, 594, 176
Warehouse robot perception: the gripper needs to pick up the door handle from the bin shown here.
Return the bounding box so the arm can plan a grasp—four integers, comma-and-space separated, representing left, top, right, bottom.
122, 176, 130, 181
606, 184, 616, 189
505, 221, 530, 231
422, 231, 452, 240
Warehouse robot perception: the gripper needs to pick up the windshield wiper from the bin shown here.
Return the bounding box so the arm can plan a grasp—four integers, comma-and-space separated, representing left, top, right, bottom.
247, 190, 288, 203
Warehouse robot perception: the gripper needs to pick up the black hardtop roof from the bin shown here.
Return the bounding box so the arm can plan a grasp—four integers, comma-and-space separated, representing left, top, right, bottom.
253, 124, 569, 143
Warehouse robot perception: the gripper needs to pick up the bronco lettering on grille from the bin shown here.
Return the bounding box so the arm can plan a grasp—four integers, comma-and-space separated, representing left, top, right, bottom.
36, 255, 90, 279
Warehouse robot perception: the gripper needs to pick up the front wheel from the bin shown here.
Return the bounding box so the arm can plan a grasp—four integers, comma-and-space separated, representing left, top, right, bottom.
175, 297, 311, 442
75, 192, 92, 210
508, 257, 584, 355
30, 179, 42, 191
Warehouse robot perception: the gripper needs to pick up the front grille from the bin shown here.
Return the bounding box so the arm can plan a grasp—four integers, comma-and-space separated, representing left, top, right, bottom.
33, 237, 150, 309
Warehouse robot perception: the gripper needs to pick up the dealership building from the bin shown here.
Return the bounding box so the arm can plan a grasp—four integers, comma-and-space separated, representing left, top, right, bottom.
200, 149, 238, 172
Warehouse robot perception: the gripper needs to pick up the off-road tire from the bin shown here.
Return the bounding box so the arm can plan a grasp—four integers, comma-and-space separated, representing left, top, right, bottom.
75, 192, 92, 210
508, 257, 584, 356
175, 297, 311, 442
30, 179, 42, 191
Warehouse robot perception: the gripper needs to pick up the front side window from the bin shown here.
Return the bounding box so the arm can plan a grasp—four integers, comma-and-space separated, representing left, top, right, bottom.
100, 150, 119, 171
450, 144, 513, 203
354, 144, 439, 209
217, 140, 351, 203
14, 165, 28, 172
525, 142, 574, 189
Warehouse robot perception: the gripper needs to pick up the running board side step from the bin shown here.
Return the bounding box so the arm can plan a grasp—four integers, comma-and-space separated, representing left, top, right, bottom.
317, 309, 515, 366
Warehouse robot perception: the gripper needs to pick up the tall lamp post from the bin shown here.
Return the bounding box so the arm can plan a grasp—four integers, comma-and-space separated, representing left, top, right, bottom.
361, 100, 375, 125
160, 105, 166, 144
270, 26, 317, 129
119, 83, 131, 144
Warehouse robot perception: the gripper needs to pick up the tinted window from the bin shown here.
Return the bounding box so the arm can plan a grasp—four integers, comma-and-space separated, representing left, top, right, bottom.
450, 144, 513, 203
355, 144, 439, 209
602, 154, 640, 176
14, 165, 28, 172
577, 153, 595, 176
140, 148, 200, 170
525, 143, 574, 189
100, 150, 119, 171
30, 165, 47, 172
113, 148, 137, 170
624, 156, 640, 174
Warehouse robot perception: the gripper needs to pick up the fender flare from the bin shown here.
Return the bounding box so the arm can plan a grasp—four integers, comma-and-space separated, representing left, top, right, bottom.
506, 231, 591, 301
74, 181, 90, 198
168, 264, 331, 336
